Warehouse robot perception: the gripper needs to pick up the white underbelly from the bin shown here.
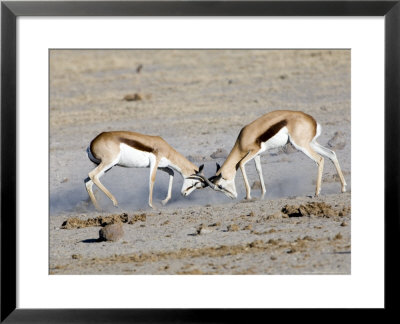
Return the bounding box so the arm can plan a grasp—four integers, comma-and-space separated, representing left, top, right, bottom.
257, 126, 289, 155
158, 157, 171, 168
118, 143, 153, 168
117, 144, 175, 169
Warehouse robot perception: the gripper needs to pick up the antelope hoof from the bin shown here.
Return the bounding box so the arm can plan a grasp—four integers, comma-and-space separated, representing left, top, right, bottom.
148, 203, 154, 209
112, 199, 118, 207
341, 186, 347, 193
161, 199, 169, 206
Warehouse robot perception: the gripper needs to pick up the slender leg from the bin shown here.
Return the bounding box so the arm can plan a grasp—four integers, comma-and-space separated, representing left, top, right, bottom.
148, 157, 160, 208
239, 151, 256, 200
254, 155, 266, 197
290, 137, 325, 196
87, 161, 118, 209
311, 142, 347, 192
300, 145, 324, 196
333, 159, 347, 192
85, 177, 100, 211
160, 167, 174, 205
315, 154, 324, 196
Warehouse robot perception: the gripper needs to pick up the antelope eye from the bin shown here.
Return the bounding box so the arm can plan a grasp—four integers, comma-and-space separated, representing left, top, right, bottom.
218, 185, 223, 190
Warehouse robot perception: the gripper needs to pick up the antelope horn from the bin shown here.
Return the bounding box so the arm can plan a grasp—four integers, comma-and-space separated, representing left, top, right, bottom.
187, 174, 220, 191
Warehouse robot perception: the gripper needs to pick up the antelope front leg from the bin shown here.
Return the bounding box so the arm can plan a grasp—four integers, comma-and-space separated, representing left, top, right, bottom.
148, 157, 160, 208
160, 167, 174, 205
254, 155, 266, 198
240, 164, 251, 200
239, 151, 255, 200
85, 177, 101, 211
88, 161, 119, 209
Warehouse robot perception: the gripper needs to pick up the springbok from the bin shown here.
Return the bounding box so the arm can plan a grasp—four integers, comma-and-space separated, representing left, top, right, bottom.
85, 131, 205, 210
193, 110, 347, 199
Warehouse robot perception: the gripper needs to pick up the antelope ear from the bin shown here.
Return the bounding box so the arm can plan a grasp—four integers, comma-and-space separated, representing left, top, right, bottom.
198, 164, 204, 173
216, 163, 221, 172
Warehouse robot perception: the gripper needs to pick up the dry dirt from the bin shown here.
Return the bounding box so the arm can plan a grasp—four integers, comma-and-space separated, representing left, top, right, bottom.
49, 49, 351, 274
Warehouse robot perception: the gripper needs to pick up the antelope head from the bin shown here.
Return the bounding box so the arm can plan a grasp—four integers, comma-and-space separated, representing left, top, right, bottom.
181, 164, 208, 196
188, 163, 238, 199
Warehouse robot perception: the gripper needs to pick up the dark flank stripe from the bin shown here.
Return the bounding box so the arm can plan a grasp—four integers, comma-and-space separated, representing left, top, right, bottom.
119, 137, 154, 153
257, 120, 288, 145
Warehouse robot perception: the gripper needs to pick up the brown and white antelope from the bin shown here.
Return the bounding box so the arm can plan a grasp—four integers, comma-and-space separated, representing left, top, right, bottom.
85, 131, 205, 210
194, 110, 347, 199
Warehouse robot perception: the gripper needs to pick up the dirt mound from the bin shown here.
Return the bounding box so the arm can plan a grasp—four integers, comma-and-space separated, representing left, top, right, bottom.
281, 202, 350, 218
61, 213, 129, 229
128, 213, 147, 224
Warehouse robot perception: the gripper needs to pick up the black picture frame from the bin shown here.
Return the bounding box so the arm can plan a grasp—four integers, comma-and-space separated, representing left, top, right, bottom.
1, 1, 399, 322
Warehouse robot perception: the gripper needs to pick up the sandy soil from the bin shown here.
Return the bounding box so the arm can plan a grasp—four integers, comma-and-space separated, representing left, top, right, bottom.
49, 49, 351, 274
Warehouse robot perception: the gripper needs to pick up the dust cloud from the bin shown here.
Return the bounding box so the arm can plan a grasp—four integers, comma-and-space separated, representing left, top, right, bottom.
50, 157, 343, 215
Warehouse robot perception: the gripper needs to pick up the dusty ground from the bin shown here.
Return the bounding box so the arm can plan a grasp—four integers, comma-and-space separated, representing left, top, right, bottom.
49, 49, 351, 274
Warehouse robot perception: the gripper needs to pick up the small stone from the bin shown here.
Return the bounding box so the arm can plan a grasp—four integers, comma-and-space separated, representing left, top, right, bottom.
242, 224, 253, 230
187, 154, 208, 162
123, 93, 142, 101
227, 224, 239, 232
136, 64, 143, 73
196, 223, 214, 235
209, 222, 221, 227
99, 223, 124, 242
333, 232, 343, 240
72, 254, 82, 260
199, 227, 214, 235
210, 148, 228, 159
328, 131, 346, 150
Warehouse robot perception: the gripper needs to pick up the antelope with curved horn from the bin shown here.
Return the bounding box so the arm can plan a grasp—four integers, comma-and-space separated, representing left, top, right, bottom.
194, 110, 347, 199
85, 131, 206, 210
